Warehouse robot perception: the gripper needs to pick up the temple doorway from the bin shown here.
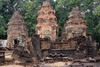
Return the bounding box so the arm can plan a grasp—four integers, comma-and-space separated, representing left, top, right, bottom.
13, 39, 19, 48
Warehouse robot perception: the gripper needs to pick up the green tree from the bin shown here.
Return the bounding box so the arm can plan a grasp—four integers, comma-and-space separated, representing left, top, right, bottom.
93, 22, 100, 43
0, 0, 100, 43
0, 15, 6, 39
21, 0, 42, 36
55, 0, 100, 38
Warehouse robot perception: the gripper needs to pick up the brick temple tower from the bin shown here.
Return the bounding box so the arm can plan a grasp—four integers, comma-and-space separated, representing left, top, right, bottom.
7, 11, 28, 48
62, 7, 87, 41
36, 0, 58, 41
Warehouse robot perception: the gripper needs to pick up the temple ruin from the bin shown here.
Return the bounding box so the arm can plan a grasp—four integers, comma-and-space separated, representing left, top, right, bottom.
7, 11, 28, 48
62, 7, 87, 41
2, 1, 99, 67
36, 0, 58, 41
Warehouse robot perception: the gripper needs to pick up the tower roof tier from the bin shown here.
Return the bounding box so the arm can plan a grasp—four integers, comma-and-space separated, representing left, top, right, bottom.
69, 7, 83, 18
8, 11, 24, 25
66, 7, 87, 26
42, 0, 51, 7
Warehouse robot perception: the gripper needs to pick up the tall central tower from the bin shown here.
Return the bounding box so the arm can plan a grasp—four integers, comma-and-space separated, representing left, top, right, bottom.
36, 0, 58, 41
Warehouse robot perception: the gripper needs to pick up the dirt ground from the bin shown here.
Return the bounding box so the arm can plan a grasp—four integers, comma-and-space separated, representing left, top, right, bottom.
0, 65, 24, 67
0, 51, 24, 67
42, 61, 73, 67
1, 51, 70, 67
1, 51, 100, 67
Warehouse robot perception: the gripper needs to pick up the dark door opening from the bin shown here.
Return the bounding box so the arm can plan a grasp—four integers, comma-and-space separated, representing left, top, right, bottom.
14, 39, 19, 48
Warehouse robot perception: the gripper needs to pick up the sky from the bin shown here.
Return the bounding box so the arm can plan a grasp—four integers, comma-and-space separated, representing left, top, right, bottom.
53, 0, 56, 2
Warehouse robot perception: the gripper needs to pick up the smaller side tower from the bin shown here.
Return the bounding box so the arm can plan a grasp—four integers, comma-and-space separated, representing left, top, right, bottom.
62, 7, 87, 41
7, 11, 28, 48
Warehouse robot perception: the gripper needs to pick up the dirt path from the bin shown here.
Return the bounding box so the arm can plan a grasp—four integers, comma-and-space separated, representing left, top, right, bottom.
0, 65, 24, 67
